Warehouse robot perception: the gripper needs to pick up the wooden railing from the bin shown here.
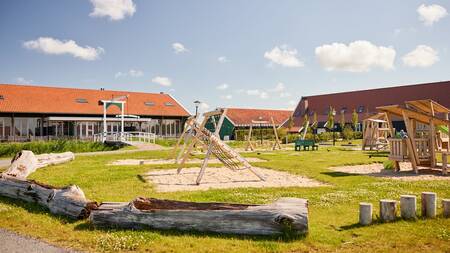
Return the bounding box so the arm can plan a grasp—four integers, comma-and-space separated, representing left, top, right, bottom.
388, 138, 431, 163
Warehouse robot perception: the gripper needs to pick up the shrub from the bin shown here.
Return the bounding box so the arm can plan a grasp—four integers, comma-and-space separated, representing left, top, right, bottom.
342, 126, 355, 140
383, 160, 395, 170
0, 140, 120, 157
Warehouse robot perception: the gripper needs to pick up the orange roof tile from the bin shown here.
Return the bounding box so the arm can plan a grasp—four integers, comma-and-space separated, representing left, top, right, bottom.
225, 108, 292, 126
0, 84, 190, 117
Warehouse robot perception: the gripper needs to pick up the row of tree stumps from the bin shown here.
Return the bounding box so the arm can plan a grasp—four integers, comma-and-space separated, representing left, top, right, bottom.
359, 192, 450, 225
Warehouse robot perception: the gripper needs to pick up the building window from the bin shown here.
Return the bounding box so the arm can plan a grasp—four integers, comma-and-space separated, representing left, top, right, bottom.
75, 98, 88, 103
164, 102, 174, 106
357, 105, 365, 113
144, 101, 155, 106
0, 95, 4, 100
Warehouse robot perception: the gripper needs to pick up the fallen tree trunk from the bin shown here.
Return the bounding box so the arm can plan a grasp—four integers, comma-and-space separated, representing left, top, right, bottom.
90, 197, 308, 235
3, 151, 75, 179
0, 174, 97, 219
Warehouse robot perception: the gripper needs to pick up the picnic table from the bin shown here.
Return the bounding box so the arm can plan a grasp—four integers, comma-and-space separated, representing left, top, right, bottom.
294, 139, 318, 151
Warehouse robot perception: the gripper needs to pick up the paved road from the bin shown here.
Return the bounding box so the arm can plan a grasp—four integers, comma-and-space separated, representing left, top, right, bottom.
0, 228, 79, 253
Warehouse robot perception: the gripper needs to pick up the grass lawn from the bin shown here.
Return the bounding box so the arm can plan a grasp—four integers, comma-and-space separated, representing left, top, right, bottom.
0, 146, 449, 252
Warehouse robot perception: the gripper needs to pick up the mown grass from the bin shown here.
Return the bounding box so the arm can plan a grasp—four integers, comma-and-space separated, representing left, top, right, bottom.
0, 146, 449, 252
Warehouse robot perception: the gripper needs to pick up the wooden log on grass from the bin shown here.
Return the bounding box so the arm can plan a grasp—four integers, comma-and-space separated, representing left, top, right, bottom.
443, 199, 450, 218
380, 199, 397, 222
400, 195, 416, 219
359, 202, 372, 225
90, 197, 308, 235
3, 150, 75, 179
0, 174, 97, 219
421, 192, 437, 218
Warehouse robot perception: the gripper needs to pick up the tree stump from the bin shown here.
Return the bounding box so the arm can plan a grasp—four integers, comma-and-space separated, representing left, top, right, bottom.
442, 199, 450, 218
421, 192, 437, 218
380, 199, 397, 222
400, 195, 416, 219
359, 202, 372, 225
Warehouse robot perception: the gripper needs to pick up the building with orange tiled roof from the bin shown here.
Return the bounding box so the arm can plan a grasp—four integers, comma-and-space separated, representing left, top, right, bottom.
283, 80, 450, 133
205, 107, 293, 140
0, 84, 191, 141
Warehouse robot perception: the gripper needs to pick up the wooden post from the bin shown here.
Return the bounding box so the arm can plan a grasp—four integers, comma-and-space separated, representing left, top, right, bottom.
442, 153, 448, 175
359, 202, 372, 225
400, 195, 416, 219
402, 111, 419, 173
380, 199, 397, 222
429, 120, 436, 167
271, 117, 282, 150
443, 199, 450, 218
421, 192, 437, 218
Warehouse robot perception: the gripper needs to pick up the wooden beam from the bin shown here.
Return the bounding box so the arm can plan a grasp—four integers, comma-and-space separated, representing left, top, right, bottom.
402, 111, 419, 173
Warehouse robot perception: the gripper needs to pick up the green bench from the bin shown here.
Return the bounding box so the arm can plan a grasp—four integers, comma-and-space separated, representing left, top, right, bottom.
294, 139, 318, 151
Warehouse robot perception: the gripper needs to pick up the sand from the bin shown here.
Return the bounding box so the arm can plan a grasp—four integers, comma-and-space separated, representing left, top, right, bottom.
110, 157, 267, 166
329, 163, 449, 181
141, 166, 325, 192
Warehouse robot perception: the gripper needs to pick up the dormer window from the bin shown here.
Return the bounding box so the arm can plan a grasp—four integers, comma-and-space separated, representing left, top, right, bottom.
164, 102, 174, 106
75, 98, 88, 103
144, 101, 155, 106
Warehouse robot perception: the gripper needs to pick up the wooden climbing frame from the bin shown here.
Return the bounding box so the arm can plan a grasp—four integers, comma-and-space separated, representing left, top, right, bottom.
173, 109, 266, 184
244, 117, 282, 151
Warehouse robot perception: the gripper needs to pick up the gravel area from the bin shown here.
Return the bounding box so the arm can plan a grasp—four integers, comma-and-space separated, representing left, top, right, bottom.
142, 166, 326, 192
110, 157, 267, 165
329, 163, 450, 181
0, 228, 79, 253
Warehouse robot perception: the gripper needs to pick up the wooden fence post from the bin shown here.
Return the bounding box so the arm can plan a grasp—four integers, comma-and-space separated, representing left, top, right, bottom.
421, 192, 437, 218
359, 202, 372, 225
400, 195, 416, 219
442, 199, 450, 218
380, 199, 397, 222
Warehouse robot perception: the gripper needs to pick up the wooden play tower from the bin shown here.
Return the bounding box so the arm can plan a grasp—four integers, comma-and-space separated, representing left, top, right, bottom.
377, 99, 450, 175
362, 113, 391, 151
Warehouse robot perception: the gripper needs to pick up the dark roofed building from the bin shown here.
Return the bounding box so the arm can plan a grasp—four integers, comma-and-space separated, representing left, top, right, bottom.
0, 84, 191, 141
206, 108, 292, 140
284, 81, 450, 132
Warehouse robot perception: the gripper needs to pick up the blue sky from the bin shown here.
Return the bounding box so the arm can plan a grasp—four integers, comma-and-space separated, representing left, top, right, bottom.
1, 1, 449, 114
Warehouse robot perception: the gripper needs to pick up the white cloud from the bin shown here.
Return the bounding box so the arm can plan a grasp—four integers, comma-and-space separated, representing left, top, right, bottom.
270, 82, 285, 92
315, 40, 396, 72
417, 4, 447, 26
221, 94, 233, 100
216, 83, 229, 90
218, 56, 228, 63
246, 89, 269, 99
199, 102, 210, 111
279, 92, 291, 98
172, 42, 189, 54
23, 37, 104, 61
115, 69, 143, 78
264, 45, 304, 68
15, 77, 33, 84
151, 76, 172, 86
402, 45, 439, 68
89, 0, 136, 21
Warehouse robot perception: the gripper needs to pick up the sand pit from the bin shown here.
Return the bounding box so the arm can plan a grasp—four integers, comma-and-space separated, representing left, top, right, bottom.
141, 167, 325, 192
329, 163, 450, 181
110, 157, 267, 166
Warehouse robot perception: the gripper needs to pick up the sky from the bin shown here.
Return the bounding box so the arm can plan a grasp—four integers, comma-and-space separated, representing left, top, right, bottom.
1, 1, 449, 114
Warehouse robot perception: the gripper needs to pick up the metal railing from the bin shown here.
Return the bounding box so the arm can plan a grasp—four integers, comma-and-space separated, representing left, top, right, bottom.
93, 132, 156, 144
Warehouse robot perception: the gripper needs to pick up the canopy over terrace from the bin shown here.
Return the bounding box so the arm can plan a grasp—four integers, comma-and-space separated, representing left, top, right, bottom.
376, 99, 450, 174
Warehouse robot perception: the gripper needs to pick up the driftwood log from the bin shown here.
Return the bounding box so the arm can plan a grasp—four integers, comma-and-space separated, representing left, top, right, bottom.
90, 197, 308, 235
0, 174, 97, 219
3, 150, 75, 179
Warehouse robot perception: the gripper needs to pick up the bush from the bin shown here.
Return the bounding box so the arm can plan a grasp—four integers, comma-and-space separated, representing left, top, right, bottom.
383, 160, 395, 170
0, 140, 120, 157
342, 126, 355, 140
